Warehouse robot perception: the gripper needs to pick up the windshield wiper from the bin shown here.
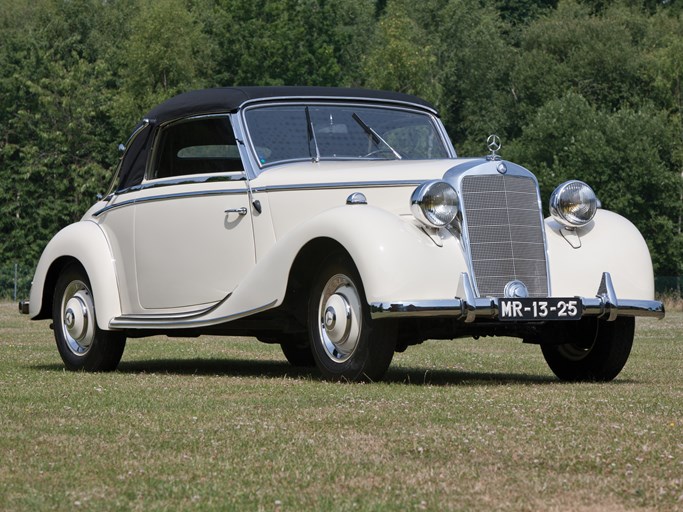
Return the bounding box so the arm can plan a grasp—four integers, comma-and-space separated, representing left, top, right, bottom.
351, 112, 402, 160
305, 106, 320, 163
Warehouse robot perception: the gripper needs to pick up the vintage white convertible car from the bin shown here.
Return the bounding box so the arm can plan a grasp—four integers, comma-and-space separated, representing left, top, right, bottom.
23, 86, 665, 381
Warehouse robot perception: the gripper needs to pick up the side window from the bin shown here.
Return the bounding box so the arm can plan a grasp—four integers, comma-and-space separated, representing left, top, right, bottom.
151, 116, 243, 179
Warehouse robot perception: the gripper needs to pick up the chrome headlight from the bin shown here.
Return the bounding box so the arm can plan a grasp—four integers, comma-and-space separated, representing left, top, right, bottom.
411, 180, 458, 228
549, 180, 597, 228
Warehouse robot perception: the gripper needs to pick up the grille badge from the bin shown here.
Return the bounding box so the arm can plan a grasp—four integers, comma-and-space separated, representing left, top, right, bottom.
496, 162, 507, 174
504, 280, 529, 298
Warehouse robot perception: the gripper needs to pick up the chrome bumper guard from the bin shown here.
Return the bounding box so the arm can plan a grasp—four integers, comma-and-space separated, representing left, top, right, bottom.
370, 272, 665, 322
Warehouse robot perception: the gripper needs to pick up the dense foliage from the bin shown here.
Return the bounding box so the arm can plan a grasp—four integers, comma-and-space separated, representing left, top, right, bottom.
1, 0, 682, 296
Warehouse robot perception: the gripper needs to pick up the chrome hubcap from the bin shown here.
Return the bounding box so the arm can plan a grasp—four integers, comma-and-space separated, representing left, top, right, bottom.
61, 281, 96, 356
324, 306, 337, 329
318, 274, 362, 363
65, 308, 75, 328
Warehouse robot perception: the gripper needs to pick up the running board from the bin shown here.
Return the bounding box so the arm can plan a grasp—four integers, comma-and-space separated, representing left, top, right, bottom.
109, 300, 277, 330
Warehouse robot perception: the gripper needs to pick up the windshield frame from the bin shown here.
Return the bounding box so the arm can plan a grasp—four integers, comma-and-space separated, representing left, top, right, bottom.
240, 101, 456, 173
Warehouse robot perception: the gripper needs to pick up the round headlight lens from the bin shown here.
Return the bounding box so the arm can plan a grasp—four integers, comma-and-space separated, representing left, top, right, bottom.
549, 180, 597, 228
411, 180, 458, 228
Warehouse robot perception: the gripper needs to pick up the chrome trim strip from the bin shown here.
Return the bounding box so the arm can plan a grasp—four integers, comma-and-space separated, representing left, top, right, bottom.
116, 292, 231, 323
116, 173, 246, 196
126, 118, 152, 146
608, 300, 666, 318
114, 301, 222, 322
370, 299, 465, 318
99, 178, 425, 215
252, 180, 425, 194
370, 272, 665, 321
230, 113, 261, 180
109, 300, 277, 329
93, 188, 248, 217
238, 95, 439, 115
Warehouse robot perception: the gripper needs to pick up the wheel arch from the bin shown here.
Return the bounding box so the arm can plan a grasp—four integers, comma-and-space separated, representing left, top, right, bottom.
29, 221, 122, 330
32, 256, 82, 320
277, 205, 465, 305
281, 237, 356, 322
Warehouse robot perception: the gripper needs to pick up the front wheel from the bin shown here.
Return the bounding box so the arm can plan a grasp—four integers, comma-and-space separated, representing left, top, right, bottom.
308, 255, 396, 382
540, 317, 635, 382
280, 340, 316, 367
52, 263, 126, 371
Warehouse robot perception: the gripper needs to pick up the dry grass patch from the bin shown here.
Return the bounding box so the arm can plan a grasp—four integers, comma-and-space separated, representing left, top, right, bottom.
1, 303, 681, 511
659, 290, 683, 312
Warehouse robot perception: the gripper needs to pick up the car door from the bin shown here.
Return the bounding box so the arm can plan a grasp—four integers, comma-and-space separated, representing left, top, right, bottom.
133, 115, 255, 310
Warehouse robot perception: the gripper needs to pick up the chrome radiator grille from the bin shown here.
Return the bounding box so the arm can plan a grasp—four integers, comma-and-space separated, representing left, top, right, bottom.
461, 174, 548, 297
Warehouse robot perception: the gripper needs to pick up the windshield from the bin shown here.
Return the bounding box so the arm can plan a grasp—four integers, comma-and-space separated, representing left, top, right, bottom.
244, 104, 449, 167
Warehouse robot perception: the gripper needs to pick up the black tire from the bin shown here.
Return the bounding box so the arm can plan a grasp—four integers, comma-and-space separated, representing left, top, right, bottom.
308, 254, 396, 382
52, 263, 126, 371
540, 317, 635, 382
280, 340, 316, 367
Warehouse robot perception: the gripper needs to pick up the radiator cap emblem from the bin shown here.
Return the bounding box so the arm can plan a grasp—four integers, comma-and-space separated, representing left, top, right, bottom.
504, 280, 529, 298
486, 134, 502, 161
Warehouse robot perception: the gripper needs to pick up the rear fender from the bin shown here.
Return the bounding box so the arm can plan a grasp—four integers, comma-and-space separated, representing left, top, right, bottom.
29, 221, 122, 329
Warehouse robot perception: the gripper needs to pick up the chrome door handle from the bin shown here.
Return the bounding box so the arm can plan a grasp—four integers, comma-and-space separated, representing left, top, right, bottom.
224, 207, 248, 215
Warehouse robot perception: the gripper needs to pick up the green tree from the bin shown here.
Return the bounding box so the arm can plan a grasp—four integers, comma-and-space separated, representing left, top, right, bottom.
0, 0, 680, 294
645, 9, 683, 276
206, 0, 375, 87
511, 1, 652, 125
506, 2, 683, 276
507, 92, 682, 275
435, 0, 516, 154
0, 0, 118, 273
361, 2, 440, 100
494, 0, 558, 25
111, 0, 212, 132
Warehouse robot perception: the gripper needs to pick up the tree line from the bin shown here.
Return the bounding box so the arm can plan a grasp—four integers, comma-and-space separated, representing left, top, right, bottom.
1, 0, 682, 298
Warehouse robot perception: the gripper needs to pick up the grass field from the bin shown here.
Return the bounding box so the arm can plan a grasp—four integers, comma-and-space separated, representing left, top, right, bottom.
1, 302, 681, 511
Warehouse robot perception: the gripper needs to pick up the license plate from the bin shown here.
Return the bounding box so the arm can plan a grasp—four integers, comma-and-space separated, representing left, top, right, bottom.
498, 298, 582, 321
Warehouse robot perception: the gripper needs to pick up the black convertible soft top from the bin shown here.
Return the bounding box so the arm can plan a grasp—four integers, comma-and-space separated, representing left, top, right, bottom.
144, 86, 438, 123
117, 86, 438, 191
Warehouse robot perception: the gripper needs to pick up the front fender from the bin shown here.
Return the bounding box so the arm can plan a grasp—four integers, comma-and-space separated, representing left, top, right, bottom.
228, 204, 467, 312
546, 209, 655, 300
29, 221, 122, 329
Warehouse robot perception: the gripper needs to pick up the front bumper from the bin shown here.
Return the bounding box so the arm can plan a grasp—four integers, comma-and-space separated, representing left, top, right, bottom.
370, 272, 665, 322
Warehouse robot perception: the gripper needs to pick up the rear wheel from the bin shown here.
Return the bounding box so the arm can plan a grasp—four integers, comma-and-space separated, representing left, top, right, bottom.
52, 263, 126, 371
308, 255, 396, 382
541, 317, 635, 382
